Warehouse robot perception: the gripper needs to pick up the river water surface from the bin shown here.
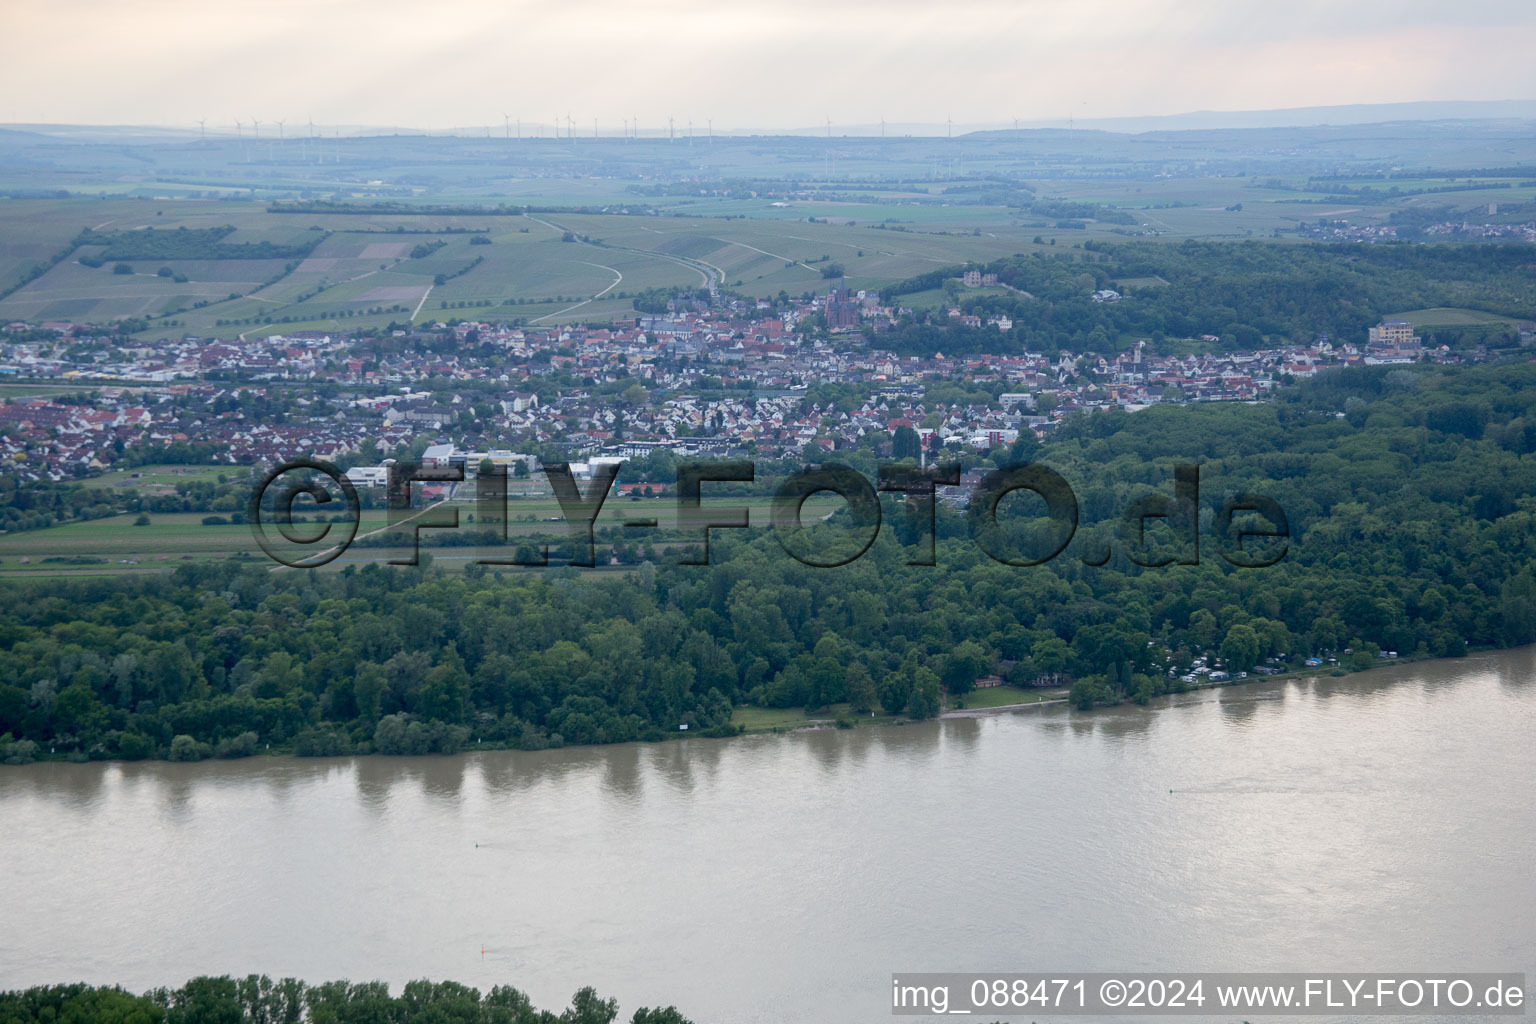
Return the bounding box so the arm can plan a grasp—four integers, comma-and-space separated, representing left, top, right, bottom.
2, 650, 1534, 1022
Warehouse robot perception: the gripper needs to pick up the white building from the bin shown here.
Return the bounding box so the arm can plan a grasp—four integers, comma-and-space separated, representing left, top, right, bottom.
345, 466, 391, 488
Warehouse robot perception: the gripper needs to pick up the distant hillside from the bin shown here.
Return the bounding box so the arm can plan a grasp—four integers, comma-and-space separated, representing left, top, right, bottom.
982, 99, 1536, 134
12, 100, 1536, 140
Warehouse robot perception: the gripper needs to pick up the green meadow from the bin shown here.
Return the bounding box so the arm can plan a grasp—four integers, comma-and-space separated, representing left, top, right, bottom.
947, 684, 1063, 709
0, 494, 841, 575
1386, 307, 1528, 330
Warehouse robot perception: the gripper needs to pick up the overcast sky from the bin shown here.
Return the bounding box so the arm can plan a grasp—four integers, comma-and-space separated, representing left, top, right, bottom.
4, 0, 1534, 131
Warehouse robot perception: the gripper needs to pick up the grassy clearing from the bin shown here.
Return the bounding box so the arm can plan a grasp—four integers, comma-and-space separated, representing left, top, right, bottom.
894, 288, 954, 309
731, 702, 882, 731
947, 685, 1063, 710
76, 464, 237, 491
731, 706, 825, 731
1387, 307, 1525, 329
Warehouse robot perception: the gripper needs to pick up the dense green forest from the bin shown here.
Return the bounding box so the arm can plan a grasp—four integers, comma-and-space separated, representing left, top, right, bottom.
881, 241, 1536, 355
6, 362, 1536, 762
0, 976, 690, 1024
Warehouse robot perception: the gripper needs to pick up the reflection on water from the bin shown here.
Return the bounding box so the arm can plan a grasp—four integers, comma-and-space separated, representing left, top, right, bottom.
1, 650, 1534, 1024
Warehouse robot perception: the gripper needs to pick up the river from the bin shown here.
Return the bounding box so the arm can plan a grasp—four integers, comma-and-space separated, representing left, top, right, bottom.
2, 649, 1534, 1022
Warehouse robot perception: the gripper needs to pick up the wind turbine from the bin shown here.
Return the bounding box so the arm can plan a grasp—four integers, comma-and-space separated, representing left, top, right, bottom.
566, 112, 574, 140
946, 116, 952, 139
826, 115, 832, 138
707, 118, 712, 144
196, 118, 205, 140
880, 115, 885, 138
234, 118, 243, 139
667, 116, 674, 141
687, 118, 693, 146
503, 113, 510, 138
250, 117, 260, 138
275, 119, 284, 140
593, 116, 598, 139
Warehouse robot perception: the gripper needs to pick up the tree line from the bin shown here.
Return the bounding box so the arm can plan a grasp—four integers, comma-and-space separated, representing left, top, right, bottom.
0, 976, 691, 1024
75, 226, 326, 262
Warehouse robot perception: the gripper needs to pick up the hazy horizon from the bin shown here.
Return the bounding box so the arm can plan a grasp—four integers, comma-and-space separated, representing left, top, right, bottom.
3, 0, 1534, 133
5, 98, 1536, 141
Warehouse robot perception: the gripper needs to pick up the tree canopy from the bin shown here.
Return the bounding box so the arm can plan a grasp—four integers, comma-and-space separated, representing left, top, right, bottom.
6, 362, 1536, 762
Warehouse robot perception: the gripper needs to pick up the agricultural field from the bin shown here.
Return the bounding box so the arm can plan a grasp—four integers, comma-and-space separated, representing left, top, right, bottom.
0, 251, 293, 322
1043, 174, 1536, 239
0, 494, 841, 576
0, 197, 1037, 338
0, 198, 106, 297
0, 199, 327, 324
1, 137, 1532, 342
98, 207, 1058, 338
536, 210, 1041, 293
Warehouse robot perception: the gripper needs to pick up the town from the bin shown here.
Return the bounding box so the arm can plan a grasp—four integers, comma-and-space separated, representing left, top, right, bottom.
2, 282, 1519, 486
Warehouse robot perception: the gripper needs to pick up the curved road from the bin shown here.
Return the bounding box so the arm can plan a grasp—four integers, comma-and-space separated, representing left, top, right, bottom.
529, 260, 623, 323
526, 214, 722, 299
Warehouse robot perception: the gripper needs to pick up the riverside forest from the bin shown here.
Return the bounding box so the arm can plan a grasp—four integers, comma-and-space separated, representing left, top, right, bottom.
0, 976, 694, 1024
5, 361, 1536, 764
